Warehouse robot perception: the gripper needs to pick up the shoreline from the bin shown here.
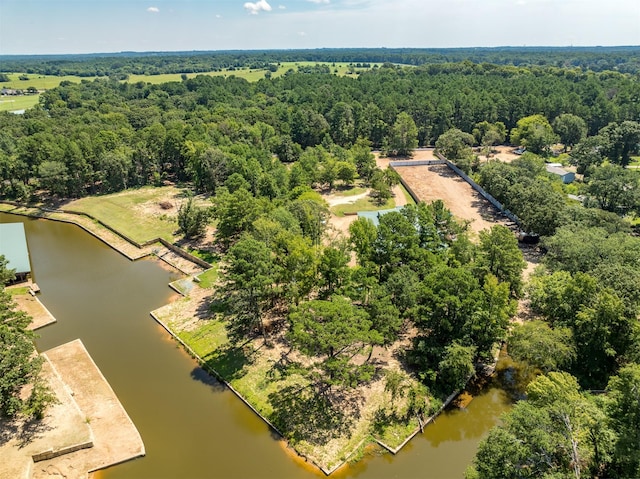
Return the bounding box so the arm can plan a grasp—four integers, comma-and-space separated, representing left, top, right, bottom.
0, 339, 144, 479
1, 200, 467, 476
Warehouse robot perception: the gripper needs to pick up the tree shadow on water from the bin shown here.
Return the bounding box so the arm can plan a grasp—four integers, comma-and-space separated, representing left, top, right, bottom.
268, 385, 353, 446
190, 366, 226, 393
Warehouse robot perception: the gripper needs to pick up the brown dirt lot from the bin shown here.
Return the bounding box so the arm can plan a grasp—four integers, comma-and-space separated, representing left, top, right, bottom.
8, 286, 57, 330
32, 340, 145, 479
476, 145, 522, 164
0, 339, 145, 479
394, 163, 509, 235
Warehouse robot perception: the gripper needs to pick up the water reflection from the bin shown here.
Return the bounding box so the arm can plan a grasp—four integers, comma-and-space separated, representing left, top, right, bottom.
1, 212, 512, 479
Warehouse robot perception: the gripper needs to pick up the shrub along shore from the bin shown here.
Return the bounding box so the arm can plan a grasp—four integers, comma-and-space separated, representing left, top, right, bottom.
0, 199, 471, 474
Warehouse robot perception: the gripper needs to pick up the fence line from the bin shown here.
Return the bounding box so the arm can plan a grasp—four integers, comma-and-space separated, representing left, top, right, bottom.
417, 152, 523, 227
389, 159, 445, 167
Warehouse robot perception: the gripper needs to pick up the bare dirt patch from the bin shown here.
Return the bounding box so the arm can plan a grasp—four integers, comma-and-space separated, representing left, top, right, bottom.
32, 340, 145, 479
476, 145, 522, 164
394, 163, 509, 235
0, 358, 92, 479
374, 148, 439, 169
0, 340, 144, 479
7, 284, 57, 330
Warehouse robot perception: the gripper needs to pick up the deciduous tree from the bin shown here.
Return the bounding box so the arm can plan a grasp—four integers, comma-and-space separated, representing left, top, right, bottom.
177, 196, 210, 239
510, 114, 559, 156
553, 113, 587, 150
476, 225, 526, 297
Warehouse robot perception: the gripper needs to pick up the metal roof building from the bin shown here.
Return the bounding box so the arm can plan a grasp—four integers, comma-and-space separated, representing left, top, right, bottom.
357, 207, 404, 227
0, 223, 32, 280
546, 163, 576, 184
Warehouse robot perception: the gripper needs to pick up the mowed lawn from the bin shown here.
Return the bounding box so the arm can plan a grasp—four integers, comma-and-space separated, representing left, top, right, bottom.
0, 95, 40, 112
1, 73, 97, 90
63, 186, 189, 244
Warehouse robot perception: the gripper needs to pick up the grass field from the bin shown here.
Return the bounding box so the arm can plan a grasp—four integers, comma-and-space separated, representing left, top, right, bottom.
0, 94, 40, 112
1, 62, 380, 112
2, 61, 379, 91
128, 62, 379, 83
1, 73, 97, 90
63, 186, 187, 244
331, 195, 396, 216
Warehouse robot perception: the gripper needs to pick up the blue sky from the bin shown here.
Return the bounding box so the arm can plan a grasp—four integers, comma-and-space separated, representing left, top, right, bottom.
1, 0, 638, 55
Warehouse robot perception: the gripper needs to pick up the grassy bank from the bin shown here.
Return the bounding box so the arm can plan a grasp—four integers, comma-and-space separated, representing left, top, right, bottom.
154, 274, 433, 474
63, 186, 189, 244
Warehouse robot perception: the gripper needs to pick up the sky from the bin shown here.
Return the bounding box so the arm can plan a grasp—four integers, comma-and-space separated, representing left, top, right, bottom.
0, 0, 638, 55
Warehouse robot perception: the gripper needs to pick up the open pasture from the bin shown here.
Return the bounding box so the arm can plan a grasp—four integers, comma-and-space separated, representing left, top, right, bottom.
0, 72, 97, 89
0, 94, 40, 112
2, 61, 379, 91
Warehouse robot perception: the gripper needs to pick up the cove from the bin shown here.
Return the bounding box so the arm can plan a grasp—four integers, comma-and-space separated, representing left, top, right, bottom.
1, 212, 511, 479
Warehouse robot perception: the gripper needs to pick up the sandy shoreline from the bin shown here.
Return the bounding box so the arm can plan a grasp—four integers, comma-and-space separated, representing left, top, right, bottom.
0, 340, 144, 479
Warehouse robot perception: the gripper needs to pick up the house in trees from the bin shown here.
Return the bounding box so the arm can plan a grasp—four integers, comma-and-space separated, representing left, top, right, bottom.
545, 163, 575, 184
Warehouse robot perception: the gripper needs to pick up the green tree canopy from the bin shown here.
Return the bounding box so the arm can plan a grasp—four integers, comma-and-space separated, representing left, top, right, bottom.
0, 263, 55, 419
598, 120, 640, 167
220, 235, 279, 342
606, 363, 640, 478
552, 113, 588, 150
471, 372, 615, 479
177, 196, 210, 239
510, 114, 559, 155
288, 297, 382, 388
385, 112, 418, 157
508, 320, 575, 373
475, 225, 526, 297
435, 128, 475, 161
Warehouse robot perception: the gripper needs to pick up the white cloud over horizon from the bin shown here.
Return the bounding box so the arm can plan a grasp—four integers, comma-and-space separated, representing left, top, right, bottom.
244, 0, 272, 14
0, 0, 637, 55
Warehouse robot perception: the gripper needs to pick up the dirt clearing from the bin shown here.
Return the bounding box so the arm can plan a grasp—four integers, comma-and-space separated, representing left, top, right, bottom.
394, 163, 509, 235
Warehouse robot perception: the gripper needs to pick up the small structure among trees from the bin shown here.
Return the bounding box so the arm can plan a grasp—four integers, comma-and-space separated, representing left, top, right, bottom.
545, 163, 575, 184
0, 223, 32, 283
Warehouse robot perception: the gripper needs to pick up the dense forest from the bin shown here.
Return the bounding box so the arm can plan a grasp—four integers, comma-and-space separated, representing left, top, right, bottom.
1, 46, 640, 77
1, 50, 640, 477
1, 60, 639, 200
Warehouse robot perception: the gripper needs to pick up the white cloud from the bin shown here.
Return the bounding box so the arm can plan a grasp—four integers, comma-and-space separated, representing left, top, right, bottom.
216, 14, 222, 18
146, 6, 159, 13
279, 4, 286, 9
308, 0, 330, 3
244, 0, 273, 14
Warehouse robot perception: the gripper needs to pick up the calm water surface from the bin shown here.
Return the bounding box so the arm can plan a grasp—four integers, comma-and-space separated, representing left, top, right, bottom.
1, 212, 511, 479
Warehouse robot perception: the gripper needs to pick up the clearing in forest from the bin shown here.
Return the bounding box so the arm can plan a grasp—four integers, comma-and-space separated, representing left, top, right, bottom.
394, 163, 509, 235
